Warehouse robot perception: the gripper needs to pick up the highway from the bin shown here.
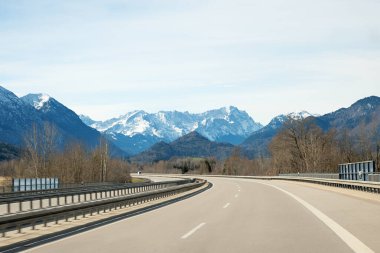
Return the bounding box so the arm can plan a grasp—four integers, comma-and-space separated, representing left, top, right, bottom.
23, 177, 380, 253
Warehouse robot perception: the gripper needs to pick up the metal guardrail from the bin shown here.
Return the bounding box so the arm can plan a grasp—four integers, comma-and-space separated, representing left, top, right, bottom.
279, 173, 339, 179
0, 179, 193, 215
274, 176, 380, 193
0, 179, 207, 237
202, 174, 380, 194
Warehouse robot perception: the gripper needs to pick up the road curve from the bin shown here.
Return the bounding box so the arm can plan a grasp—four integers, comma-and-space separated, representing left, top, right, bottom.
23, 177, 380, 253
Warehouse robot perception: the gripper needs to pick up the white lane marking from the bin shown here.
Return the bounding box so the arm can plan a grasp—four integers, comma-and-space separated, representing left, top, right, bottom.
181, 223, 206, 239
235, 194, 239, 198
238, 189, 241, 192
223, 203, 230, 209
255, 181, 375, 253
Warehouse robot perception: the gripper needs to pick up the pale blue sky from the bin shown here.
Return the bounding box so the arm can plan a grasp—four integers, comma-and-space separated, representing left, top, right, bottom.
1, 0, 379, 124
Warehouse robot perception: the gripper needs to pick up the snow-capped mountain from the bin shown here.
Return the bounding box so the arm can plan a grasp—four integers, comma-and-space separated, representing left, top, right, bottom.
265, 111, 316, 130
80, 106, 263, 154
0, 86, 125, 157
20, 93, 117, 152
22, 93, 51, 110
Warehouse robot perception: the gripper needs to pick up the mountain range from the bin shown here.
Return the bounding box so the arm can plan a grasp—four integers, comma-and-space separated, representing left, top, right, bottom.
80, 106, 262, 155
1, 85, 379, 163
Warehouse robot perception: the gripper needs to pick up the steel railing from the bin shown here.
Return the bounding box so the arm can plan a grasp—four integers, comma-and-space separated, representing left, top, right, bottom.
203, 174, 380, 194
0, 179, 194, 215
0, 178, 207, 238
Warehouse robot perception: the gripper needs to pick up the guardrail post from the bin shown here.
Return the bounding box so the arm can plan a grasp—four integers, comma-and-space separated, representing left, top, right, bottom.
19, 201, 22, 212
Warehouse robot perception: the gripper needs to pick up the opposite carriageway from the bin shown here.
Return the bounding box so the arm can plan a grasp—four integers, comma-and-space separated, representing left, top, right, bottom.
0, 179, 192, 215
0, 177, 208, 247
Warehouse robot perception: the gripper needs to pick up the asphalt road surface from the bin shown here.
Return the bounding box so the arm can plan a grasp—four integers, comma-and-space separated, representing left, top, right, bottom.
24, 177, 380, 253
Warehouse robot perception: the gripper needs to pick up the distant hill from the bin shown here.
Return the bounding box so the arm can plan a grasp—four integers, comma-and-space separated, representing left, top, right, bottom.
240, 97, 380, 158
131, 131, 235, 162
317, 96, 380, 134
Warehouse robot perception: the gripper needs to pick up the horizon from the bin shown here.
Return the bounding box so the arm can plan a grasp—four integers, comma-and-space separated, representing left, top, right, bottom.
1, 0, 379, 124
1, 84, 377, 125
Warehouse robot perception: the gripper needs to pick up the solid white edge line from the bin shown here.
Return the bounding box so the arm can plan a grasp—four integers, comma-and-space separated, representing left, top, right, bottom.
181, 223, 206, 239
255, 181, 375, 253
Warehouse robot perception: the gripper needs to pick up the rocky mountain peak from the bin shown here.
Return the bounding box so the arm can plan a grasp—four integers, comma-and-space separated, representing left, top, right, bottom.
21, 93, 51, 110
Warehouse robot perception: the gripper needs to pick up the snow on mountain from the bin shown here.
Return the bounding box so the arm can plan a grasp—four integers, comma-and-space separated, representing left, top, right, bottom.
21, 93, 55, 112
287, 110, 317, 120
265, 111, 316, 130
80, 106, 263, 153
0, 86, 28, 108
21, 93, 51, 110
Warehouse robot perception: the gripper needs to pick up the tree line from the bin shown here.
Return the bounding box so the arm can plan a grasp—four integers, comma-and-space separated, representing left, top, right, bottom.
0, 122, 131, 183
270, 117, 380, 174
1, 117, 379, 179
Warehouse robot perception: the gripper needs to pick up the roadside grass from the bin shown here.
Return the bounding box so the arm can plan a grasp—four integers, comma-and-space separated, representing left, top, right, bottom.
131, 177, 150, 183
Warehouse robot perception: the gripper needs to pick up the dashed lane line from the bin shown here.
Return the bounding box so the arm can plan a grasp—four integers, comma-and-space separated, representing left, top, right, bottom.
181, 223, 206, 239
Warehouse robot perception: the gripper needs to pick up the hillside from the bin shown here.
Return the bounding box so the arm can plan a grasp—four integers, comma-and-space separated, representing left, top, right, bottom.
240, 96, 380, 159
0, 87, 126, 157
132, 131, 235, 162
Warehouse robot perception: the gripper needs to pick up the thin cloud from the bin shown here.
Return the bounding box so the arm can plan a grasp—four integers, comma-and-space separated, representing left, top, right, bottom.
1, 0, 379, 124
